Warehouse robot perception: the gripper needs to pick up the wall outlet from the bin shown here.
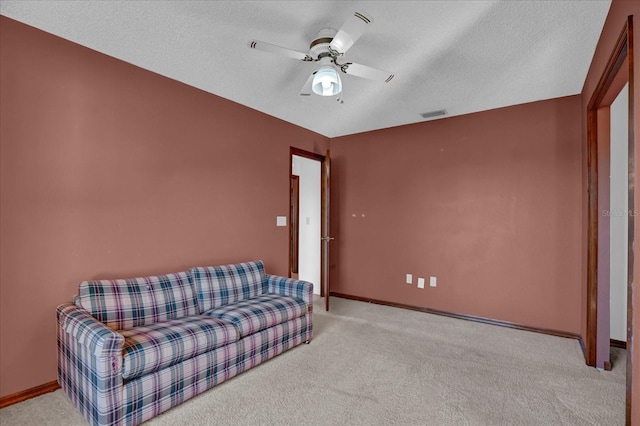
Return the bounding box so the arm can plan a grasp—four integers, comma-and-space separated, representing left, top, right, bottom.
406, 274, 413, 284
430, 276, 437, 287
417, 277, 425, 289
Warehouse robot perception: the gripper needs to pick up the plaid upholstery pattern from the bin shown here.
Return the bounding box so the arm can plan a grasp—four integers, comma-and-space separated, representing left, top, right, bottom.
267, 274, 314, 308
202, 294, 306, 338
120, 316, 239, 380
57, 303, 125, 426
58, 264, 313, 426
76, 272, 197, 331
190, 261, 267, 312
121, 316, 308, 426
267, 275, 314, 341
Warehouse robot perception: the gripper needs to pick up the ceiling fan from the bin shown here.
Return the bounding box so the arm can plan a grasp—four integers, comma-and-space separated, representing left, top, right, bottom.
248, 11, 394, 102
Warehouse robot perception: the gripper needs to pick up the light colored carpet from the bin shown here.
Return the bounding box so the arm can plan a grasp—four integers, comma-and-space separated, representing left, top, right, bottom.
0, 296, 626, 425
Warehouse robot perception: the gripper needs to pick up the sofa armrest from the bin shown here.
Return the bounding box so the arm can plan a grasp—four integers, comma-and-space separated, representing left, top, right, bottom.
266, 275, 313, 311
58, 303, 124, 356
57, 303, 124, 426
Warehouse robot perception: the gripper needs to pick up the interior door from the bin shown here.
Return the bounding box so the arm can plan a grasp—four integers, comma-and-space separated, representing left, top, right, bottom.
289, 175, 300, 278
321, 149, 332, 311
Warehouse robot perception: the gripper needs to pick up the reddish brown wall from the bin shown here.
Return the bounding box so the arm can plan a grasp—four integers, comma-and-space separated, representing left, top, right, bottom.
580, 0, 640, 422
3, 4, 638, 419
0, 17, 328, 397
330, 95, 583, 334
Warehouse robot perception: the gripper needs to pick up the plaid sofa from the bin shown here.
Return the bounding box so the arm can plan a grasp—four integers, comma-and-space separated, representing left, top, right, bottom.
57, 261, 313, 426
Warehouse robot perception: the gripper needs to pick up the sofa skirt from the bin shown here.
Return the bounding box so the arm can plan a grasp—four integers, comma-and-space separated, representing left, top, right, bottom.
121, 314, 310, 425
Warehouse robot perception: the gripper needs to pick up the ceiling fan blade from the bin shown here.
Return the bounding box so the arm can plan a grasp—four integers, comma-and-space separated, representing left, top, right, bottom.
341, 62, 395, 83
299, 72, 316, 96
248, 40, 312, 61
330, 11, 373, 54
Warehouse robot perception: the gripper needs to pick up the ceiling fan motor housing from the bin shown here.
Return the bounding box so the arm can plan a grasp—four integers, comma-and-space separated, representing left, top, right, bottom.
309, 28, 337, 59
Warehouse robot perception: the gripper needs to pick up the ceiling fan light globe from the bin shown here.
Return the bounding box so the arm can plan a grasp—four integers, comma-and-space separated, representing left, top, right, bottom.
312, 67, 342, 96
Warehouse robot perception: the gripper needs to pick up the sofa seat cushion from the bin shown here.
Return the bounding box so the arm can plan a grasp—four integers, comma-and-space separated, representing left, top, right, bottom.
202, 293, 307, 338
120, 316, 239, 380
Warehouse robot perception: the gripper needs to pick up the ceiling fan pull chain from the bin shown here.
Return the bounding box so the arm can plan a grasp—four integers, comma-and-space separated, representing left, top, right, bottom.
337, 86, 345, 104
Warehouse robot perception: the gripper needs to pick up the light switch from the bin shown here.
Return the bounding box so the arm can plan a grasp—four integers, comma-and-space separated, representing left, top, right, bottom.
406, 274, 413, 284
276, 216, 287, 227
430, 276, 437, 287
417, 278, 425, 289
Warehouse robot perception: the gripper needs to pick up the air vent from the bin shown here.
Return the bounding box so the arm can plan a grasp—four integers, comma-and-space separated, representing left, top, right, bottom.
420, 109, 447, 119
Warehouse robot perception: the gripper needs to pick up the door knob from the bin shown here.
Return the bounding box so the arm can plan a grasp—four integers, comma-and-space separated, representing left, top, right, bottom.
321, 236, 335, 242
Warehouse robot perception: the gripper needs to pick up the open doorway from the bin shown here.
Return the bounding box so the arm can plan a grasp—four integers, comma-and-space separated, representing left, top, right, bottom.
585, 16, 634, 424
291, 153, 322, 295
289, 147, 333, 311
609, 82, 629, 355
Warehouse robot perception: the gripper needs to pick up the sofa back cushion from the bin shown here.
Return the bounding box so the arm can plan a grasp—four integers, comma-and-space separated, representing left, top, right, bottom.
190, 260, 266, 312
76, 271, 198, 331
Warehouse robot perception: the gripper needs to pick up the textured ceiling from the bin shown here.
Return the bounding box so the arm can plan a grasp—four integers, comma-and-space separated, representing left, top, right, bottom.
0, 1, 611, 138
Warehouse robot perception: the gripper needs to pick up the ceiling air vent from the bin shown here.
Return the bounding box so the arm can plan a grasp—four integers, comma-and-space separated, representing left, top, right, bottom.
420, 109, 447, 119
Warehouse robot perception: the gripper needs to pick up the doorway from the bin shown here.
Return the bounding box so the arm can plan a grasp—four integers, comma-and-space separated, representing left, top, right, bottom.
585, 16, 634, 424
291, 154, 321, 295
289, 147, 335, 311
609, 82, 629, 352
289, 147, 334, 311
